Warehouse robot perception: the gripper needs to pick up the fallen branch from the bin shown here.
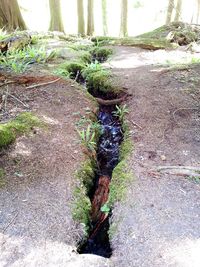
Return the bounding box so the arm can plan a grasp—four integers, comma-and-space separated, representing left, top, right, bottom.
26, 77, 61, 89
3, 212, 19, 233
0, 81, 15, 87
7, 93, 29, 108
131, 120, 143, 130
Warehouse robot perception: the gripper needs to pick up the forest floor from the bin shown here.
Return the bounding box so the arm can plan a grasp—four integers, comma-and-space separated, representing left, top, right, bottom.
0, 42, 200, 267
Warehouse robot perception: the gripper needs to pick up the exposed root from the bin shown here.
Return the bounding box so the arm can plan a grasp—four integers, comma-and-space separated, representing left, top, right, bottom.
95, 95, 128, 106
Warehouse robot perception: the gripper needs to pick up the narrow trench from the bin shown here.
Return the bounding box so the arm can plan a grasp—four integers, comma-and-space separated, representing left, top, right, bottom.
78, 104, 123, 258
75, 53, 125, 258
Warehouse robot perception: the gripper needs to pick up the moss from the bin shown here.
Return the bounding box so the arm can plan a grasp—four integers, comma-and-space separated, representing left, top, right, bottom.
119, 121, 133, 161
90, 47, 113, 62
0, 125, 15, 148
92, 36, 175, 50
61, 61, 86, 79
108, 160, 132, 207
72, 185, 91, 228
108, 120, 133, 207
80, 51, 92, 64
0, 112, 42, 149
72, 158, 97, 231
76, 159, 96, 194
0, 168, 6, 188
86, 70, 115, 95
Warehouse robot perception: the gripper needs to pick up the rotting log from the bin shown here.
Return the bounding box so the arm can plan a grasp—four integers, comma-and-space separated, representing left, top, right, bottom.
92, 22, 200, 50
0, 34, 31, 53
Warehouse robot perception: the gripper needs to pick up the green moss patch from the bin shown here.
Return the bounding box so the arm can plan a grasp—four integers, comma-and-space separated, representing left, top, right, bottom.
108, 123, 133, 207
81, 62, 118, 96
0, 112, 42, 149
90, 47, 113, 62
72, 158, 97, 230
61, 61, 86, 79
0, 168, 6, 188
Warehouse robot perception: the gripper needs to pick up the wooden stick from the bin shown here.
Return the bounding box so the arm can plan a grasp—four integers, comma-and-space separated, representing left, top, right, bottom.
3, 212, 19, 233
131, 120, 142, 130
7, 93, 29, 108
0, 81, 15, 87
26, 77, 61, 89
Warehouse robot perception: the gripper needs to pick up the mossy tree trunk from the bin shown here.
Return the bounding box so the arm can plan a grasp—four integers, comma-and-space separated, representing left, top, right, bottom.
0, 0, 26, 31
48, 0, 64, 32
87, 0, 94, 36
120, 0, 128, 37
77, 0, 85, 36
102, 0, 108, 36
174, 0, 182, 22
166, 0, 175, 24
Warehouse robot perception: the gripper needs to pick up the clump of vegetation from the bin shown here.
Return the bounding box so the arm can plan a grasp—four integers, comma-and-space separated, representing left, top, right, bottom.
113, 104, 129, 121
86, 70, 113, 95
72, 184, 91, 231
72, 149, 97, 231
90, 47, 113, 62
56, 61, 86, 80
77, 125, 97, 154
82, 62, 115, 95
108, 118, 133, 207
108, 160, 132, 207
0, 45, 56, 73
80, 51, 92, 64
0, 112, 42, 149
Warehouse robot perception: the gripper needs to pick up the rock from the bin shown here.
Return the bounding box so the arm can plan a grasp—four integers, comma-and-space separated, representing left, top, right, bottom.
160, 155, 166, 161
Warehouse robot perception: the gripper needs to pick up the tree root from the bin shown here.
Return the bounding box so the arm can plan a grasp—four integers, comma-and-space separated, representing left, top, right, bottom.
95, 94, 129, 106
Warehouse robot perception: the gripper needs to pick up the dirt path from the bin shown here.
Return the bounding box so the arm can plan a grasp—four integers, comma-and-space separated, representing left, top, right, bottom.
0, 46, 199, 267
0, 77, 109, 266
108, 47, 200, 267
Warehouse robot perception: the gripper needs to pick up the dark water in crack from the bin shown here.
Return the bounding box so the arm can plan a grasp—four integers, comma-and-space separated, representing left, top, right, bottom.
79, 105, 123, 258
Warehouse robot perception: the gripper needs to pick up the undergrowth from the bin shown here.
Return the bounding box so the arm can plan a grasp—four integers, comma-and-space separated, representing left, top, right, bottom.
72, 109, 100, 234
0, 45, 56, 73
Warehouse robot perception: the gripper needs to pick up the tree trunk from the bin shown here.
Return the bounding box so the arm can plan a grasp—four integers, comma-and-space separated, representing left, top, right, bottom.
77, 0, 85, 36
87, 0, 94, 36
120, 0, 128, 37
102, 0, 108, 36
174, 0, 182, 22
49, 0, 64, 32
196, 0, 200, 23
166, 0, 175, 24
0, 0, 26, 31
